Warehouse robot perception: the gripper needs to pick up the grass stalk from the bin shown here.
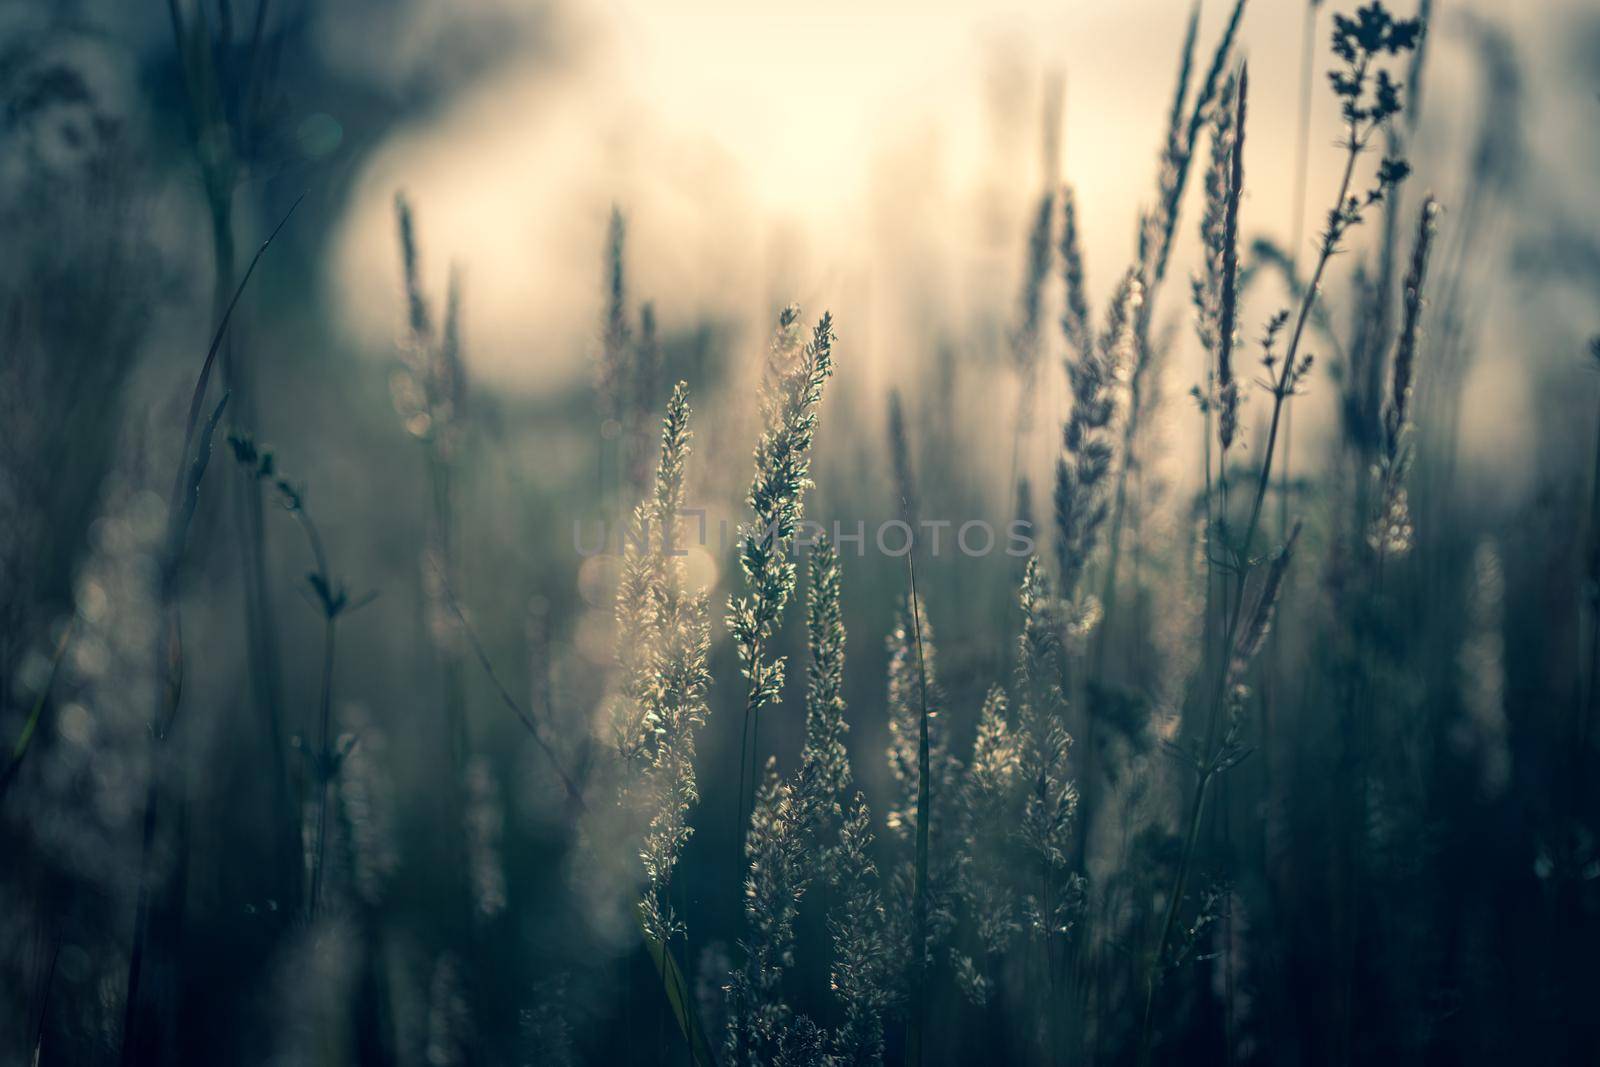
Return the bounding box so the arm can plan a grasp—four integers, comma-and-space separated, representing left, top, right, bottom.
1583, 339, 1600, 763
0, 623, 73, 799
439, 576, 584, 811
448, 501, 719, 1065
307, 614, 336, 919
905, 550, 932, 1067
1095, 0, 1245, 678
168, 0, 298, 911
227, 422, 372, 925
1136, 4, 1426, 1034
121, 198, 298, 1065
1281, 0, 1321, 543
453, 608, 717, 1064
727, 309, 835, 872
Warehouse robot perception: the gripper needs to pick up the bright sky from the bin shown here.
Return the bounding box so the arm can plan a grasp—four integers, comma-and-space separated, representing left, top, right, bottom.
329, 0, 1575, 492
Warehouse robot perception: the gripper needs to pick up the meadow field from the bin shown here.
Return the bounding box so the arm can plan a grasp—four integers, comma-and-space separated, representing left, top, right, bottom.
2, 0, 1599, 1063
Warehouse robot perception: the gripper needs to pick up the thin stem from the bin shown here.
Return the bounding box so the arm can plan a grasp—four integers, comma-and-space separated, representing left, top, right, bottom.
235, 480, 293, 901
444, 578, 716, 1065
288, 507, 331, 589
171, 195, 303, 516
1284, 0, 1313, 542
1138, 770, 1212, 1066
735, 705, 749, 859
1290, 3, 1317, 274
29, 937, 60, 1065
906, 550, 933, 1067
1242, 119, 1365, 570
436, 573, 585, 810
427, 448, 469, 775
749, 700, 760, 835
1580, 384, 1600, 772
307, 616, 336, 920
734, 639, 763, 874
1203, 379, 1217, 668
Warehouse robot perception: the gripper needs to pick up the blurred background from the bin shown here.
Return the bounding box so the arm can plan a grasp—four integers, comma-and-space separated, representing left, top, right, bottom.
3, 0, 1599, 1063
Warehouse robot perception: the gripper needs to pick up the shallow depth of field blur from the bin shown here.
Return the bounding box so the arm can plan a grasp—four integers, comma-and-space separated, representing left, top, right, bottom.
3, 0, 1599, 1064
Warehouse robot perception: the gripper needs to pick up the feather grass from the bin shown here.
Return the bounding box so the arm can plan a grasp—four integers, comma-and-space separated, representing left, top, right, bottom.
1372, 195, 1441, 557
729, 308, 836, 862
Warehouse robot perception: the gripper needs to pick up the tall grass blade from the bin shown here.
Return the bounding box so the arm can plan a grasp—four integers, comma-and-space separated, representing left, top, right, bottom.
641, 900, 718, 1067
0, 623, 74, 798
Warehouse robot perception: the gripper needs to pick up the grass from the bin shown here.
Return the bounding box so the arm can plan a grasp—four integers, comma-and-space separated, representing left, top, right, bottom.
120, 198, 300, 1065
0, 622, 73, 799
4, 1, 1597, 1064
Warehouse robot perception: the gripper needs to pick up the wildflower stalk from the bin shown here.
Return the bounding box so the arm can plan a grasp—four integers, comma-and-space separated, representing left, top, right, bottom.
286, 495, 358, 923
227, 436, 372, 921
1148, 120, 1310, 1055
1262, 1, 1324, 880
1140, 8, 1421, 1055
1242, 1, 1416, 572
